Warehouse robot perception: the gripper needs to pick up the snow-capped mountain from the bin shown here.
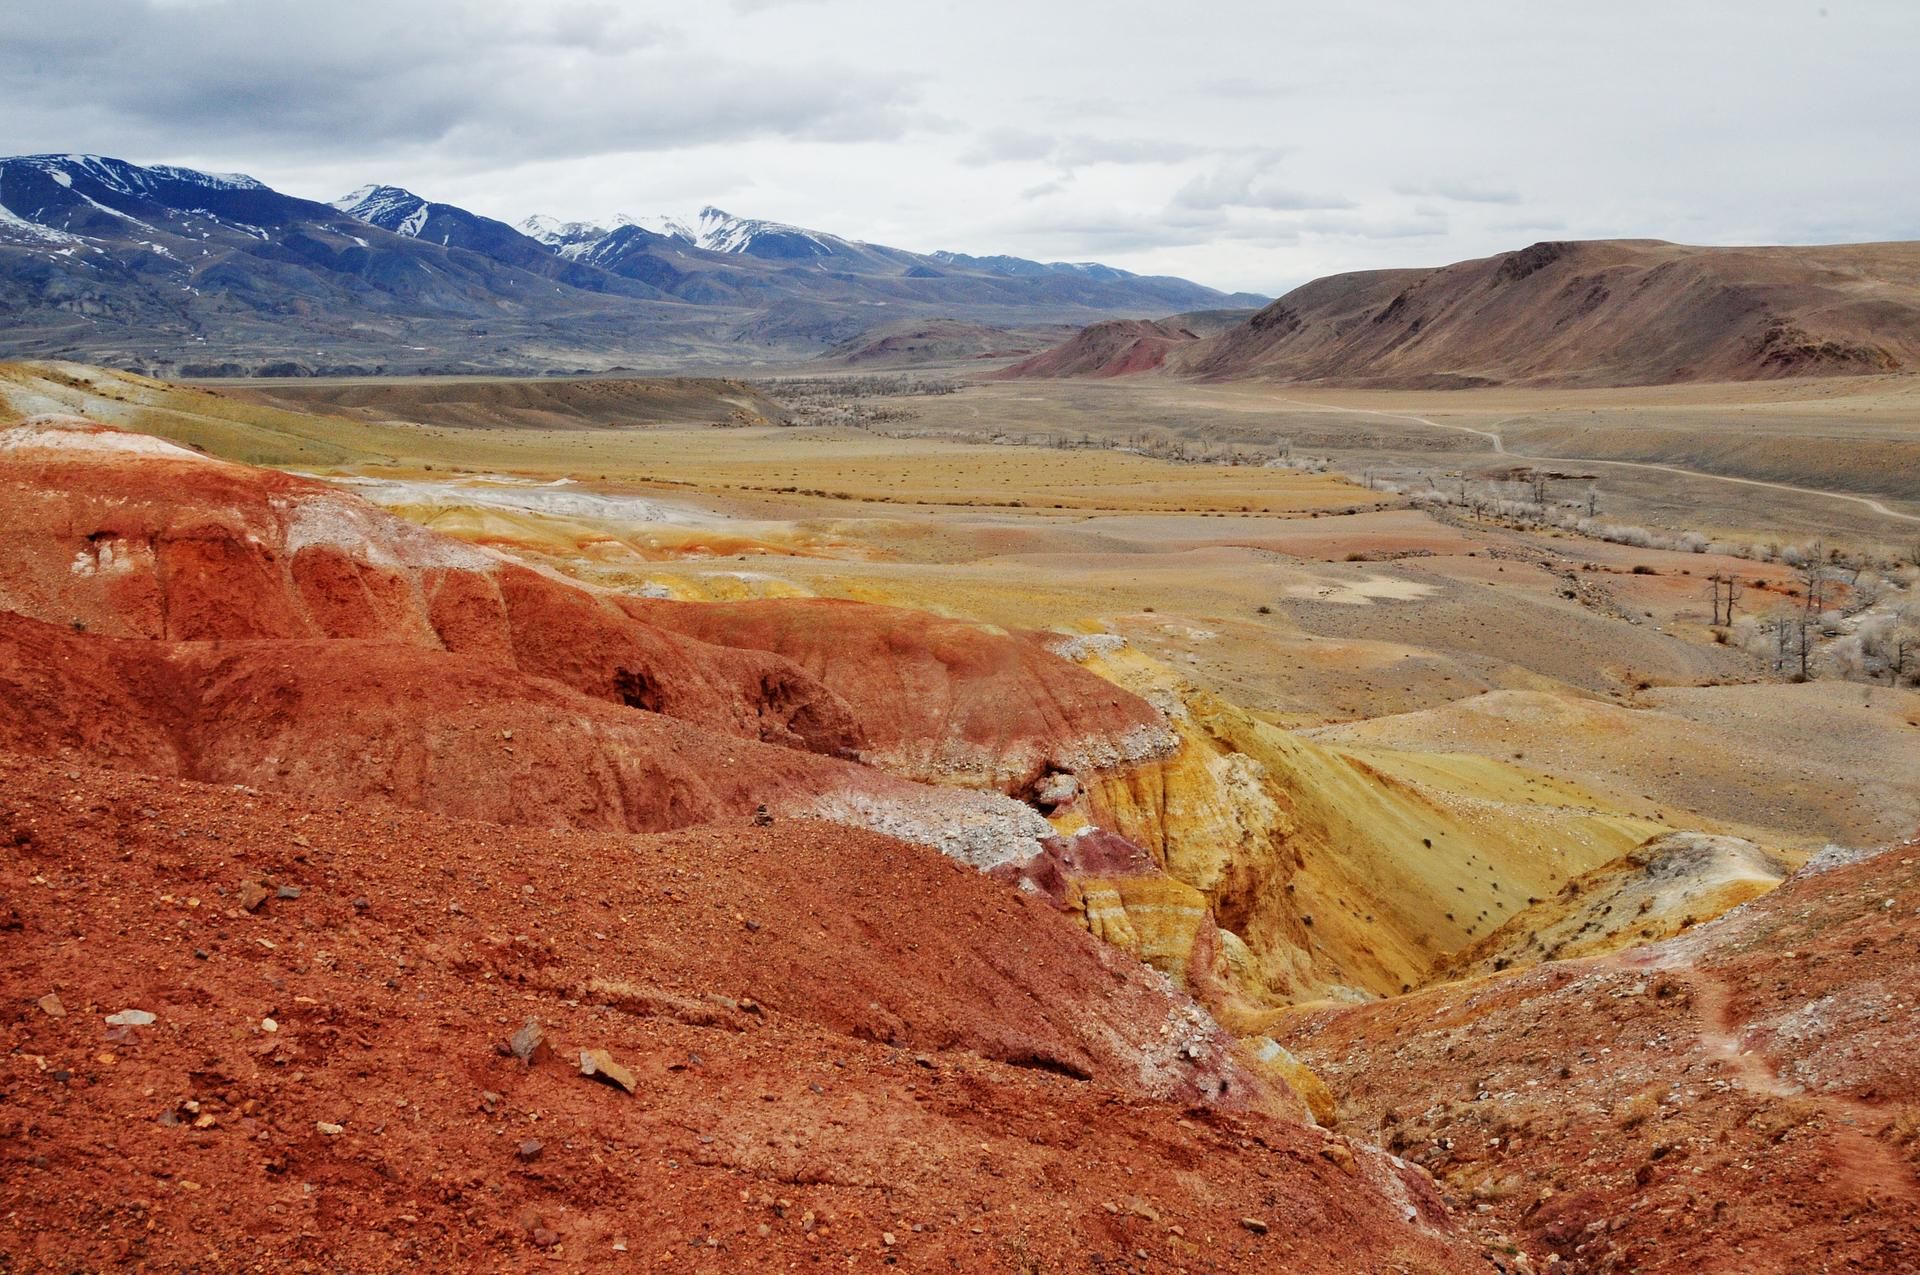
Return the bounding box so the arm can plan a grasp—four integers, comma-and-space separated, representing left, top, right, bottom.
2, 153, 1267, 374
520, 206, 861, 262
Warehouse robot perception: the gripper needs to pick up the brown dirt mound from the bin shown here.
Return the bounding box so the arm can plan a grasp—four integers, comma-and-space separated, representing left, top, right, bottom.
991, 318, 1201, 379
0, 751, 1488, 1272
627, 597, 1174, 793
1271, 840, 1920, 1272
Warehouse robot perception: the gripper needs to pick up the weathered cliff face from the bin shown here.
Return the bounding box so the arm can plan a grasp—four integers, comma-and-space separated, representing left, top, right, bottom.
625, 596, 1178, 794
1439, 831, 1793, 978
1038, 635, 1673, 1006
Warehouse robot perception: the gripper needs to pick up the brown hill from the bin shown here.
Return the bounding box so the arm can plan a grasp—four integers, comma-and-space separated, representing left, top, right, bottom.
1004, 240, 1920, 388
989, 318, 1203, 379
826, 318, 1071, 368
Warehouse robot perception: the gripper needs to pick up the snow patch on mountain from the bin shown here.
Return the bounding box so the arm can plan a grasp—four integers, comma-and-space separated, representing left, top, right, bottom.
333, 185, 432, 235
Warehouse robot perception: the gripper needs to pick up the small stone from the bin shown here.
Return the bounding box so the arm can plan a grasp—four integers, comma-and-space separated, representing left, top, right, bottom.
882, 1232, 896, 1247
37, 993, 65, 1018
104, 1009, 156, 1027
276, 885, 301, 901
194, 948, 209, 960
192, 1113, 218, 1130
612, 1236, 629, 1252
517, 1139, 544, 1162
530, 1224, 559, 1248
351, 897, 371, 912
753, 804, 774, 827
315, 1121, 345, 1136
261, 1018, 278, 1033
1320, 1141, 1357, 1175
509, 1019, 552, 1066
579, 1048, 637, 1093
1240, 1217, 1269, 1235
238, 881, 271, 912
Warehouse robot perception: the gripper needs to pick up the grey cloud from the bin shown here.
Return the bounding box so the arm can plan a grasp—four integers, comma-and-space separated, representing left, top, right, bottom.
1173, 156, 1354, 212
0, 0, 923, 165
1393, 179, 1523, 205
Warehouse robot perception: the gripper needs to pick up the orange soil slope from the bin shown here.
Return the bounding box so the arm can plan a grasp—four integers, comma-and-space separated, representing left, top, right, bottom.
628, 597, 1175, 793
0, 751, 1489, 1273
0, 610, 976, 838
1272, 841, 1920, 1274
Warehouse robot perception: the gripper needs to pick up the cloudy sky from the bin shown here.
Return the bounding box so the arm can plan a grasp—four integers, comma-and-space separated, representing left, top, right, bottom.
3, 0, 1916, 295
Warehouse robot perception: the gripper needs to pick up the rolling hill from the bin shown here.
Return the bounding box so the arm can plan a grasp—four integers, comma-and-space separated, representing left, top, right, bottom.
1002, 239, 1920, 388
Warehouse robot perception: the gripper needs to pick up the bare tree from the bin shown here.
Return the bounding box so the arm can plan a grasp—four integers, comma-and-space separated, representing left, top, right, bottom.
1795, 540, 1829, 618
1707, 572, 1744, 626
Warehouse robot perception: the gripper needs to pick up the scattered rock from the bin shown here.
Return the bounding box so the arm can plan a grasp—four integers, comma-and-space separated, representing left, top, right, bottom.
517, 1139, 544, 1162
509, 1018, 552, 1066
753, 804, 774, 826
103, 1009, 155, 1027
260, 1018, 278, 1033
315, 1121, 345, 1136
276, 885, 301, 900
579, 1048, 637, 1093
37, 993, 65, 1019
1320, 1141, 1358, 1175
238, 880, 271, 912
1240, 1217, 1269, 1235
530, 1224, 559, 1248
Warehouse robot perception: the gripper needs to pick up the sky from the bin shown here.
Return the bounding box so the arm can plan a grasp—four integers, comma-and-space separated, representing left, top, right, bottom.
3, 0, 1916, 296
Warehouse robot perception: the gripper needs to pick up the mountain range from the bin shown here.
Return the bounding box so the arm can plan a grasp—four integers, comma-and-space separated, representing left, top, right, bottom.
0, 153, 1263, 376
1002, 238, 1920, 388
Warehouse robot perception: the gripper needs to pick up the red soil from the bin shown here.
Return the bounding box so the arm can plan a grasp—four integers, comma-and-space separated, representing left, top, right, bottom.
628, 598, 1171, 792
0, 418, 858, 757
0, 611, 922, 836
0, 752, 1487, 1273
1272, 842, 1920, 1274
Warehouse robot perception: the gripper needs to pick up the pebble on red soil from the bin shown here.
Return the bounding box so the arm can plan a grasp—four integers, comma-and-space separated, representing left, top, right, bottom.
36, 993, 64, 1018
237, 880, 271, 912
579, 1048, 638, 1093
517, 1139, 544, 1162
508, 1018, 552, 1066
